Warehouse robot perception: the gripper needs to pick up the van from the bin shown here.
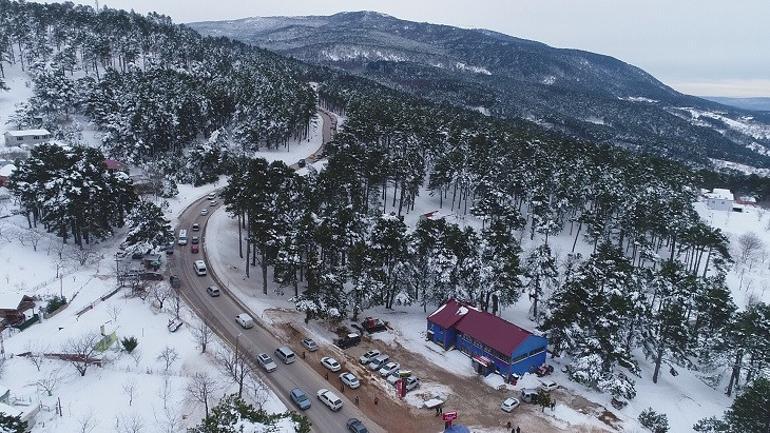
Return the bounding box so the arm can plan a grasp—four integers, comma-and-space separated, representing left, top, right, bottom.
274, 346, 296, 364
178, 229, 188, 246
367, 354, 389, 371
193, 260, 207, 276
236, 313, 255, 329
520, 388, 539, 403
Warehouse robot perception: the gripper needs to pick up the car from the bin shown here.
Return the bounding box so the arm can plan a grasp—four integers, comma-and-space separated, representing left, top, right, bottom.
201, 209, 208, 216
540, 380, 558, 392
131, 250, 144, 260
301, 338, 318, 352
290, 388, 311, 410
359, 349, 381, 365
191, 244, 199, 254
165, 243, 174, 255
405, 376, 421, 391
169, 275, 181, 289
316, 389, 343, 411
191, 236, 199, 244
386, 371, 401, 385
191, 223, 200, 231
346, 418, 369, 433
235, 313, 254, 329
206, 286, 220, 297
274, 346, 296, 364
378, 361, 400, 377
257, 353, 277, 372
321, 356, 342, 372
207, 193, 216, 200
335, 333, 361, 349
210, 200, 218, 206
297, 159, 306, 168
339, 372, 361, 389
520, 388, 539, 403
501, 397, 520, 413
140, 272, 164, 281
367, 354, 389, 371
193, 260, 207, 276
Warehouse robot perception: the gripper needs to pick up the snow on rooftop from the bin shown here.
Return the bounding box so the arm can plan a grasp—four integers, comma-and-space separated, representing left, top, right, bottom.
0, 163, 15, 177
0, 292, 28, 310
707, 188, 734, 201
5, 129, 50, 137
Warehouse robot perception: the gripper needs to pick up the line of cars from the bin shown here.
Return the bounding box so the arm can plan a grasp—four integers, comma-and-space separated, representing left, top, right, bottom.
359, 349, 421, 392
500, 378, 559, 413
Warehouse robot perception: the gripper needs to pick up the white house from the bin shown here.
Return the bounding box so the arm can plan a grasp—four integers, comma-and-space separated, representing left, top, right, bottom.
704, 188, 734, 211
3, 129, 51, 147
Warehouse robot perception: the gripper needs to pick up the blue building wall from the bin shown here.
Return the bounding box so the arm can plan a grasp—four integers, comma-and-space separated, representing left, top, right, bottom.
427, 321, 457, 349
509, 335, 548, 375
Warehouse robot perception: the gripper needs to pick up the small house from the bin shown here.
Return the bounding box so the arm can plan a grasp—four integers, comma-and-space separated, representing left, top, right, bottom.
0, 401, 39, 431
427, 299, 548, 380
0, 294, 36, 327
0, 163, 15, 187
3, 129, 51, 147
704, 188, 734, 211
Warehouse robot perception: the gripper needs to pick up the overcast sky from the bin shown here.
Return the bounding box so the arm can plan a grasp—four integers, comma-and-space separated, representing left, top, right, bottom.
37, 0, 770, 97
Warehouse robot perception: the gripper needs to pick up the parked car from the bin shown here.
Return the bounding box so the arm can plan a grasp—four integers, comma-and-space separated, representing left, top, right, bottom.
336, 333, 361, 349
378, 361, 400, 377
501, 397, 520, 413
540, 380, 558, 392
192, 223, 200, 231
367, 354, 389, 371
201, 209, 208, 216
191, 244, 199, 254
339, 372, 360, 389
206, 286, 220, 297
316, 389, 343, 411
140, 272, 164, 281
274, 346, 296, 364
359, 349, 381, 365
297, 159, 306, 168
165, 244, 174, 255
235, 313, 254, 329
301, 338, 318, 352
520, 388, 539, 403
386, 371, 401, 385
346, 418, 368, 433
257, 353, 277, 372
169, 275, 181, 289
290, 388, 311, 410
321, 356, 342, 372
404, 376, 421, 391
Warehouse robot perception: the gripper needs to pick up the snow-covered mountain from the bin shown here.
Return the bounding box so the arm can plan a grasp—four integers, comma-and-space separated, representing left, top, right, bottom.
190, 11, 770, 169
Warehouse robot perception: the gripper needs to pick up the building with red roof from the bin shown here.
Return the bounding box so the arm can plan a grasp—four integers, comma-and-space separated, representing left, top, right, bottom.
427, 299, 547, 379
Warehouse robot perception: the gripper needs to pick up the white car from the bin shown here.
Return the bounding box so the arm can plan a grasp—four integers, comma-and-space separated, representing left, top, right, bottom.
316, 389, 343, 411
404, 376, 421, 391
321, 356, 342, 372
501, 397, 520, 412
339, 372, 360, 389
201, 209, 208, 216
207, 193, 216, 200
378, 361, 400, 377
540, 380, 558, 392
359, 349, 381, 365
257, 353, 277, 372
386, 371, 401, 385
235, 313, 254, 329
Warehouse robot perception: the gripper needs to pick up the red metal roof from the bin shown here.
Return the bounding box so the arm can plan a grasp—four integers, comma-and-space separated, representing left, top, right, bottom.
430, 299, 535, 356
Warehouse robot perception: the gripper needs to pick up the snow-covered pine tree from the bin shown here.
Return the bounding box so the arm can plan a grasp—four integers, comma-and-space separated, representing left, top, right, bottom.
524, 243, 558, 323
125, 201, 173, 253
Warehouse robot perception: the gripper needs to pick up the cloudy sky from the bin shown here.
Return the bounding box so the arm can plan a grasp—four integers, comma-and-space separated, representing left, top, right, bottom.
37, 0, 770, 97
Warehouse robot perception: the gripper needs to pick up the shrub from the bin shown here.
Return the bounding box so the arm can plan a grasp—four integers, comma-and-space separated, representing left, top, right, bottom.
639, 407, 669, 433
121, 336, 139, 353
45, 295, 67, 314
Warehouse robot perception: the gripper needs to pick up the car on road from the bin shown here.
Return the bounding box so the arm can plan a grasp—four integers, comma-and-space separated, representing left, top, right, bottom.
367, 354, 389, 371
210, 200, 218, 206
206, 286, 220, 297
378, 361, 400, 377
191, 244, 199, 254
501, 397, 520, 412
339, 372, 360, 389
235, 313, 254, 329
201, 209, 208, 216
191, 236, 199, 244
290, 388, 311, 410
274, 346, 296, 364
316, 389, 343, 411
207, 193, 216, 200
539, 380, 558, 392
192, 223, 200, 231
359, 349, 380, 365
346, 418, 368, 433
169, 275, 181, 289
321, 356, 342, 372
178, 229, 188, 245
297, 159, 306, 168
257, 353, 277, 372
193, 260, 207, 276
301, 337, 318, 352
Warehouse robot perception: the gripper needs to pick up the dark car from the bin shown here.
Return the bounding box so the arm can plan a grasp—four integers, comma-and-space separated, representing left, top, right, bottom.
169, 275, 181, 289
140, 272, 164, 281
346, 418, 368, 433
297, 159, 306, 168
191, 236, 199, 245
290, 388, 311, 410
336, 333, 361, 349
191, 244, 199, 254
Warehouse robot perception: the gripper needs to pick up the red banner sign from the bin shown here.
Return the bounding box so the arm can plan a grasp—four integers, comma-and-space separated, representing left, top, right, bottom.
442, 411, 457, 421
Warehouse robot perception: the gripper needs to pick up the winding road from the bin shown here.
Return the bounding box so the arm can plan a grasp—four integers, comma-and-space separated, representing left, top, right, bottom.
169, 109, 386, 433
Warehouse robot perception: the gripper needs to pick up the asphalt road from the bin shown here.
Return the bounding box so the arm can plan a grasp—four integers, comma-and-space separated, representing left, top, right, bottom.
169, 111, 386, 433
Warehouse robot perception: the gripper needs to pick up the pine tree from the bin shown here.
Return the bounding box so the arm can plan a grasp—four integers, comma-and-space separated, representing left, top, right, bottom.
524, 243, 558, 323
125, 201, 173, 252
694, 377, 770, 433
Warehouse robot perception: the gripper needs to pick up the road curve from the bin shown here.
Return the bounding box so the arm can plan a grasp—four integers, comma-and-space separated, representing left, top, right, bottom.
169, 111, 386, 433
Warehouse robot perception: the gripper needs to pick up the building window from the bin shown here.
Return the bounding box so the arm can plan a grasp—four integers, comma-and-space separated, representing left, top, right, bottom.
16, 137, 23, 141
33, 136, 40, 139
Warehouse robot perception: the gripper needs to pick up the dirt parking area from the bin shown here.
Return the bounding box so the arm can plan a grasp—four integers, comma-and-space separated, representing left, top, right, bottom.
266, 309, 618, 433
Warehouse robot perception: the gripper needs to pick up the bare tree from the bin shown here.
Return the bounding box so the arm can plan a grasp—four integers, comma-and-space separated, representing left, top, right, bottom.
129, 349, 143, 368
122, 380, 136, 406
245, 373, 269, 410
168, 292, 182, 319
158, 375, 173, 410
17, 230, 44, 251
186, 372, 219, 417
157, 346, 179, 373
25, 341, 48, 371
118, 413, 144, 433
149, 283, 172, 310
737, 232, 765, 263
78, 410, 98, 433
108, 304, 122, 324
63, 333, 101, 376
216, 345, 250, 398
69, 246, 100, 267
190, 320, 213, 354
36, 368, 62, 396
153, 405, 182, 433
